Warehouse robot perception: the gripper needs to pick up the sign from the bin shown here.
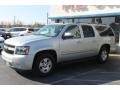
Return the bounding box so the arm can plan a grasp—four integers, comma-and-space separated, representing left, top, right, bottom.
49, 5, 120, 18
62, 5, 88, 12
62, 5, 120, 12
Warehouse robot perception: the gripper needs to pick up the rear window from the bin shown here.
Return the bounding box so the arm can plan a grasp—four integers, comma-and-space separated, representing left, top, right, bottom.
95, 25, 114, 37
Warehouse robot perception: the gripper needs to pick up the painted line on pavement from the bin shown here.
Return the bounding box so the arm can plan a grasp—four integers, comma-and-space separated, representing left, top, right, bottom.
50, 69, 97, 84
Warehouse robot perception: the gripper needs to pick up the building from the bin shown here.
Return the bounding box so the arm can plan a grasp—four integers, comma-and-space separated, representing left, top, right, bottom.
49, 5, 120, 24
49, 5, 120, 44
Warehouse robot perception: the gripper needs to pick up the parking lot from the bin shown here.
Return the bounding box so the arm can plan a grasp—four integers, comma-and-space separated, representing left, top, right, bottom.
0, 53, 120, 85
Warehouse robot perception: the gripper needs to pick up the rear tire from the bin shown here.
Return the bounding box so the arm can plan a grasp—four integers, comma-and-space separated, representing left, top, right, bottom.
97, 46, 109, 64
33, 53, 56, 76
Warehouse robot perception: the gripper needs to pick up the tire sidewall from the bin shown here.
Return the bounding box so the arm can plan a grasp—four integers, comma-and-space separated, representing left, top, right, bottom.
98, 46, 109, 64
33, 53, 56, 76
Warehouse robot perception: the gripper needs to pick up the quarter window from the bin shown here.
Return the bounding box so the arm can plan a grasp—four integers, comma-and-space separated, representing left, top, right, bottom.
100, 27, 114, 36
95, 26, 114, 37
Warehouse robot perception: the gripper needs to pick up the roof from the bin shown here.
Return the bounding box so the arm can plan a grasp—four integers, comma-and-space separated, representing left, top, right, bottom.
49, 12, 120, 19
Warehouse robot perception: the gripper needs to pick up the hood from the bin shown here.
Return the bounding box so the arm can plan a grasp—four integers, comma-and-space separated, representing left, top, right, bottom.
10, 32, 20, 37
5, 35, 51, 46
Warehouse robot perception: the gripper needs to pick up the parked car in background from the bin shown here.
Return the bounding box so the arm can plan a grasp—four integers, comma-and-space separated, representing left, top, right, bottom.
8, 27, 34, 37
0, 37, 4, 50
0, 28, 11, 39
33, 28, 40, 32
0, 28, 5, 33
19, 28, 34, 36
2, 23, 116, 76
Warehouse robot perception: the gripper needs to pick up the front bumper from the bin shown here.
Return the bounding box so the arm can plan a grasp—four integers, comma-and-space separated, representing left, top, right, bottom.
1, 51, 34, 70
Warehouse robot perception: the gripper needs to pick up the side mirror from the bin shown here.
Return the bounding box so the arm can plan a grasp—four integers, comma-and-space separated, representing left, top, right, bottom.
63, 32, 74, 39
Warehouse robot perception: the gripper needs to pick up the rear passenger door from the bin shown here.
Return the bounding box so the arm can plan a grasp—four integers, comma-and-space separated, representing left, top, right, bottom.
81, 25, 98, 57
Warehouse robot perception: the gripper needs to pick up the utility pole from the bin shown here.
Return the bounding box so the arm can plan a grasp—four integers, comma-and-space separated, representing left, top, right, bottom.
13, 16, 16, 26
47, 12, 48, 25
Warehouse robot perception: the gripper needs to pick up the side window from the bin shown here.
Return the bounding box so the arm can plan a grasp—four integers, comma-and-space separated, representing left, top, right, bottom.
82, 25, 95, 38
63, 25, 81, 39
19, 28, 26, 31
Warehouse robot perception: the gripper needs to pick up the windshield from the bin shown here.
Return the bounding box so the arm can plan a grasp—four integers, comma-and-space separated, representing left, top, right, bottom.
33, 25, 65, 37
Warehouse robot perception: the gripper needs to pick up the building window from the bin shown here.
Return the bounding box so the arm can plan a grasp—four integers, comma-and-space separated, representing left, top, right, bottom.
96, 18, 102, 24
115, 16, 120, 23
72, 19, 74, 23
92, 18, 95, 23
55, 19, 60, 23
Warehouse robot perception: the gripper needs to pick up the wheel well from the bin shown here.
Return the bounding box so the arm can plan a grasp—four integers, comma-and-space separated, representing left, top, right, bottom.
101, 44, 110, 52
32, 50, 57, 69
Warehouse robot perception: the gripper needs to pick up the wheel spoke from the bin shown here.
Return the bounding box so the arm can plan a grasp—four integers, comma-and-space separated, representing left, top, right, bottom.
101, 50, 108, 61
39, 58, 52, 73
39, 62, 44, 67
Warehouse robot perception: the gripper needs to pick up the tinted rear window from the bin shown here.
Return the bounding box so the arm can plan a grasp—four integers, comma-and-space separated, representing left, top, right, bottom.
95, 26, 114, 37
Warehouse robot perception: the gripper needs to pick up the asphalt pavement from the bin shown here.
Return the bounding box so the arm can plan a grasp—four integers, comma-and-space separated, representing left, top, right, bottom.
0, 54, 120, 85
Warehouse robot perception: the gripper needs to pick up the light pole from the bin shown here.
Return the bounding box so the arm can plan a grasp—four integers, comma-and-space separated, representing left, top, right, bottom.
13, 16, 16, 26
47, 12, 48, 25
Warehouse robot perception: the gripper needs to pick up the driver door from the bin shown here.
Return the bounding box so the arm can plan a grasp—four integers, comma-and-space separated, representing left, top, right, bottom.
60, 25, 84, 61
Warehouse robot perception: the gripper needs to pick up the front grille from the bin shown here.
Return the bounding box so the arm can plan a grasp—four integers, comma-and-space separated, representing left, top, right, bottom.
4, 44, 15, 54
4, 44, 15, 48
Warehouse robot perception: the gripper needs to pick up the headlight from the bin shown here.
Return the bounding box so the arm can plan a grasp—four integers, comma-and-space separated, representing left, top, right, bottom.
15, 46, 30, 55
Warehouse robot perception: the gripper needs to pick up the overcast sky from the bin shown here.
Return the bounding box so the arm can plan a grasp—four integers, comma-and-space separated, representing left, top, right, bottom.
0, 5, 50, 24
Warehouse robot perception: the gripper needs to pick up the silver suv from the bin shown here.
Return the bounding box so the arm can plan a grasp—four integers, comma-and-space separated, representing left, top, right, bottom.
2, 23, 115, 76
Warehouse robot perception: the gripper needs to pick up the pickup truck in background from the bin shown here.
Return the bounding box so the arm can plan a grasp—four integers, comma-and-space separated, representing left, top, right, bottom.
1, 23, 115, 76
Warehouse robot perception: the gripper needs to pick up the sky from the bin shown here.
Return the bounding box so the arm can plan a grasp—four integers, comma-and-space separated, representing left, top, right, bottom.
0, 5, 50, 24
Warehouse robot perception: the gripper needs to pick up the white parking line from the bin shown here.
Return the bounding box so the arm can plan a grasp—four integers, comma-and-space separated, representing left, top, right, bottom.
50, 69, 97, 84
109, 54, 120, 57
100, 72, 120, 74
66, 79, 105, 82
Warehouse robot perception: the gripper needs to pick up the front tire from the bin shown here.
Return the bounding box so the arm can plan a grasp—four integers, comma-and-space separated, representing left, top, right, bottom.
33, 53, 56, 76
97, 46, 109, 64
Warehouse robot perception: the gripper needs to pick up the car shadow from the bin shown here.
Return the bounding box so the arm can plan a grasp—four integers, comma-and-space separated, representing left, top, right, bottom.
16, 58, 108, 85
